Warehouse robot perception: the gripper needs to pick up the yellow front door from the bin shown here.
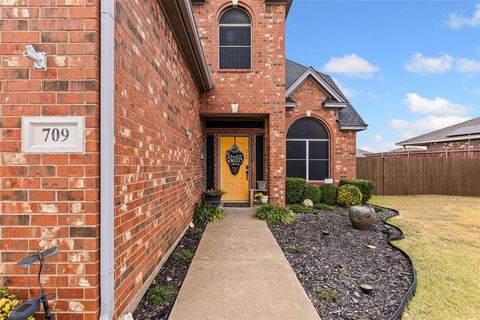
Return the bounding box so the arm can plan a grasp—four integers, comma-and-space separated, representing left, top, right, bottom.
220, 136, 249, 202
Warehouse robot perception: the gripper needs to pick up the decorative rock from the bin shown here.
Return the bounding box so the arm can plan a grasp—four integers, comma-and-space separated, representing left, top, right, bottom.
302, 199, 313, 207
366, 244, 377, 249
321, 230, 330, 236
166, 277, 172, 282
189, 222, 195, 228
360, 284, 374, 293
348, 206, 376, 230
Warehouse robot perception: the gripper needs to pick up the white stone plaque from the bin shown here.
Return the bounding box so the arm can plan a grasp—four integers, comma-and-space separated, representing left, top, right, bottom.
22, 116, 84, 153
324, 178, 334, 184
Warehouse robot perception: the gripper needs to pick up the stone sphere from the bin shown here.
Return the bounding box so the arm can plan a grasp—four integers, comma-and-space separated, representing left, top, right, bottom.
302, 199, 314, 207
348, 206, 376, 230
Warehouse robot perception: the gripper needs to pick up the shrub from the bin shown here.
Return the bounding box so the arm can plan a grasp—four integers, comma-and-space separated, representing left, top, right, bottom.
313, 203, 335, 211
285, 246, 304, 254
290, 204, 312, 214
173, 249, 194, 261
320, 184, 337, 206
194, 203, 225, 223
146, 285, 174, 305
339, 179, 375, 204
255, 203, 295, 224
286, 177, 306, 204
315, 287, 342, 302
336, 184, 362, 207
302, 185, 322, 204
0, 288, 34, 320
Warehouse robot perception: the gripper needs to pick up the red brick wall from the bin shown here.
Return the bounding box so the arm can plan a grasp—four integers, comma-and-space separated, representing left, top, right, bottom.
113, 1, 204, 317
286, 77, 357, 182
0, 1, 100, 319
193, 0, 287, 205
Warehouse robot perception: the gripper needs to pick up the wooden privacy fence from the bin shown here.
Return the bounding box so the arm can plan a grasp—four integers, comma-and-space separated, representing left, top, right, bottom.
357, 157, 480, 196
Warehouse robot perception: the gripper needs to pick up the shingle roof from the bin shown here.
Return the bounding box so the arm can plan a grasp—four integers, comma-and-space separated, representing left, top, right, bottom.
286, 59, 367, 129
397, 117, 480, 146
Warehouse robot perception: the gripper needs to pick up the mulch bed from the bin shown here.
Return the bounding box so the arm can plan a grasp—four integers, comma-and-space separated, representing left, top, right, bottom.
133, 222, 206, 320
268, 207, 414, 320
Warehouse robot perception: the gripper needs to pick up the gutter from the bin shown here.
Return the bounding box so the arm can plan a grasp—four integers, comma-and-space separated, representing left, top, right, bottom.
100, 0, 115, 319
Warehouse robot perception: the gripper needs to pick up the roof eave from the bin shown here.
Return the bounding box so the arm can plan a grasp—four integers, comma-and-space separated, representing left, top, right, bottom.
341, 125, 368, 131
397, 133, 480, 146
159, 0, 213, 92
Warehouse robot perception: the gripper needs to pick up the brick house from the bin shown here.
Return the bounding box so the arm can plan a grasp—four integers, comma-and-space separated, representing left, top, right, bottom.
0, 0, 366, 319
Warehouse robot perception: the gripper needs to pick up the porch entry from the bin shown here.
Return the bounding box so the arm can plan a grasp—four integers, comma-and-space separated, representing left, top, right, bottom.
220, 135, 249, 202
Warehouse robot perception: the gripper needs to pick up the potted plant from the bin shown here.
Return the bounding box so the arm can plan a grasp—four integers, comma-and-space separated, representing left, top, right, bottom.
255, 192, 268, 204
254, 193, 263, 205
203, 188, 226, 206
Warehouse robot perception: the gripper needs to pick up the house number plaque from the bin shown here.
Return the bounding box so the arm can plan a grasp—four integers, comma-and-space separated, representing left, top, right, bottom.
22, 116, 84, 153
226, 144, 244, 175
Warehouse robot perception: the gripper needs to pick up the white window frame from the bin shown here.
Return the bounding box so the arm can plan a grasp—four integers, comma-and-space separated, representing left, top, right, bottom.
218, 8, 252, 70
286, 138, 330, 182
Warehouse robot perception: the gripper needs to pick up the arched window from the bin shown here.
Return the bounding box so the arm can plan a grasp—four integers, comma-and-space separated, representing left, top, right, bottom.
286, 118, 329, 181
219, 8, 251, 69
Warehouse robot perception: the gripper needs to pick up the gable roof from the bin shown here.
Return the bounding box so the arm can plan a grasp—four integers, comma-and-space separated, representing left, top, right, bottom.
397, 117, 480, 146
286, 59, 367, 130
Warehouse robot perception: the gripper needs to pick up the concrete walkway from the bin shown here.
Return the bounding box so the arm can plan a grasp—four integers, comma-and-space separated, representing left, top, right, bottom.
169, 208, 320, 320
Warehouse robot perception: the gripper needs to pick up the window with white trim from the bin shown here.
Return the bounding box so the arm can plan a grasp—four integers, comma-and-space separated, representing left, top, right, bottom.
286, 118, 329, 181
219, 8, 251, 69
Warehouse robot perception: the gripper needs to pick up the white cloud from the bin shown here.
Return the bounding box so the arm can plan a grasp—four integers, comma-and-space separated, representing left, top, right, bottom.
404, 93, 470, 115
332, 78, 359, 98
323, 54, 380, 78
372, 134, 383, 142
404, 53, 453, 74
390, 115, 471, 140
368, 91, 378, 100
455, 58, 480, 73
446, 3, 480, 29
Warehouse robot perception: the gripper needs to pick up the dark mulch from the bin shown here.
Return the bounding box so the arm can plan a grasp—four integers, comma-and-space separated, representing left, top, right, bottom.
133, 222, 206, 320
268, 207, 414, 320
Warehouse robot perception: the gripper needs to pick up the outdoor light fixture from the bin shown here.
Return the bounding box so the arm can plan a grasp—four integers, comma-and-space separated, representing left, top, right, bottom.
23, 45, 47, 71
232, 0, 239, 6
231, 103, 239, 113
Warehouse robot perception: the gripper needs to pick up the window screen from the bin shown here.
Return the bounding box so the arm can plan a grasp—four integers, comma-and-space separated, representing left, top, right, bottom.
219, 8, 251, 69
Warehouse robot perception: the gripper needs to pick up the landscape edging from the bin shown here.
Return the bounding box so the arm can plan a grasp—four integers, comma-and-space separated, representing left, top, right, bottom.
375, 205, 418, 320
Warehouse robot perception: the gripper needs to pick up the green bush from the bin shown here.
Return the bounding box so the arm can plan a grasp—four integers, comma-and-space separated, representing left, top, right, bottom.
313, 203, 335, 211
336, 184, 362, 207
146, 285, 174, 305
339, 179, 375, 204
320, 184, 337, 206
173, 249, 194, 261
255, 203, 295, 224
0, 288, 35, 320
290, 204, 312, 213
193, 203, 225, 223
302, 185, 322, 204
286, 177, 306, 204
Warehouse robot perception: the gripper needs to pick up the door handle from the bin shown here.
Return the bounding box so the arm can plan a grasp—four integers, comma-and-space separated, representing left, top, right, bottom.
246, 165, 249, 179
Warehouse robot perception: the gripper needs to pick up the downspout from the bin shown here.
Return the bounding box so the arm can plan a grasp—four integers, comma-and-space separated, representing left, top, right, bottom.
100, 0, 115, 319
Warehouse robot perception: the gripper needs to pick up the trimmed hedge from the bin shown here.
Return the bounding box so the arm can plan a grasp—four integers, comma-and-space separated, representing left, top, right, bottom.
286, 177, 306, 204
336, 184, 362, 207
339, 179, 375, 204
320, 183, 337, 206
302, 185, 322, 204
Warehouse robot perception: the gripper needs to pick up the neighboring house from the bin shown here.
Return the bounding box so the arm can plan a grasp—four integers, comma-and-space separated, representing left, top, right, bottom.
397, 117, 480, 150
356, 148, 372, 157
0, 0, 366, 318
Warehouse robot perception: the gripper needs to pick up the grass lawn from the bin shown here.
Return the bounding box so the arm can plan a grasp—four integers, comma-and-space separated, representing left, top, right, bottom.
370, 195, 480, 320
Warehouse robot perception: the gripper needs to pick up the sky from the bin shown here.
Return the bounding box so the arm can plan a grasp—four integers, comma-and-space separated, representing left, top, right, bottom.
286, 0, 480, 152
